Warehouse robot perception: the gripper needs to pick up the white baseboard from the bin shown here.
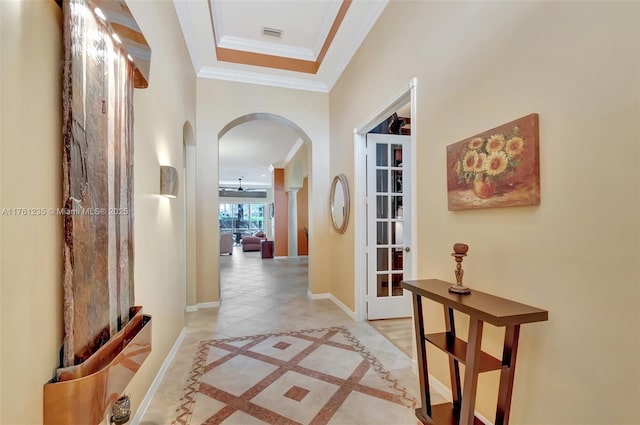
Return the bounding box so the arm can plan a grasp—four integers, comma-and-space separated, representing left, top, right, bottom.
306, 291, 357, 320
131, 328, 187, 425
306, 290, 330, 300
185, 301, 220, 312
307, 289, 331, 300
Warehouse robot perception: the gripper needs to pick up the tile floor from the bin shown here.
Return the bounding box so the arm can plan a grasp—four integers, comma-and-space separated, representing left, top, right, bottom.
138, 247, 446, 425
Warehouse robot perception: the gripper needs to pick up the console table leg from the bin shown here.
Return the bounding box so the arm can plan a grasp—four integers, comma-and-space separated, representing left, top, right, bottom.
412, 293, 431, 418
444, 306, 462, 410
495, 325, 521, 425
460, 318, 483, 425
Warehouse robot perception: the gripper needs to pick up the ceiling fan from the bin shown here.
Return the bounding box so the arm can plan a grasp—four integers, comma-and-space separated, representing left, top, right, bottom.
219, 177, 268, 198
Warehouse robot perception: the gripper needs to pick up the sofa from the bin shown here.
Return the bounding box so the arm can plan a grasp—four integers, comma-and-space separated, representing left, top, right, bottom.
241, 231, 267, 252
220, 233, 234, 255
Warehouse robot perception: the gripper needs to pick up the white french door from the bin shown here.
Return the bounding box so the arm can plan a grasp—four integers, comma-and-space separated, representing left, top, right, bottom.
366, 133, 412, 319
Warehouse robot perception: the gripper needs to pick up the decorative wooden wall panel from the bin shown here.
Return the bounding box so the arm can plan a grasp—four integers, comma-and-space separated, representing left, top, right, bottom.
62, 0, 144, 367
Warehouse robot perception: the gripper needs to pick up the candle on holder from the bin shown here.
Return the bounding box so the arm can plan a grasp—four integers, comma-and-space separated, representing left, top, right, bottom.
449, 243, 471, 294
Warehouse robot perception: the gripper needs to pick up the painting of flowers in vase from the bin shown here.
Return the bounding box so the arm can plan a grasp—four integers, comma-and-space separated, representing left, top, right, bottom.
447, 113, 540, 211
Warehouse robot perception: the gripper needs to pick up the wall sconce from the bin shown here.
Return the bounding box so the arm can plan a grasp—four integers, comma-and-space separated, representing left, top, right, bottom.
160, 165, 178, 198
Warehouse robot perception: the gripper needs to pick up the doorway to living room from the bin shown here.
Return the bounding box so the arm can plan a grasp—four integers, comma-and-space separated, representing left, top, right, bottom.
217, 113, 313, 304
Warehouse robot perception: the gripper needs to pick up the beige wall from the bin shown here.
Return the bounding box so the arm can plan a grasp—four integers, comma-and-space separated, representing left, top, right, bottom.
330, 1, 639, 424
0, 2, 63, 423
195, 79, 330, 299
125, 0, 195, 418
284, 142, 308, 190
185, 143, 197, 307
0, 0, 195, 422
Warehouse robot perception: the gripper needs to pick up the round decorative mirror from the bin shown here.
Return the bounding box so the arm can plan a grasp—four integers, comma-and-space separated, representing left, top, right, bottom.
330, 173, 350, 234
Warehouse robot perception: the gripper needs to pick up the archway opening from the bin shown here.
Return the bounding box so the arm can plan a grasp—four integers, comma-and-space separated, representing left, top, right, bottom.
217, 113, 313, 302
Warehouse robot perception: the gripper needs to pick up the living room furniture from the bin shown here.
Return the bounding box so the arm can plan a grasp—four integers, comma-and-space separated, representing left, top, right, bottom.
261, 240, 274, 259
401, 279, 548, 425
220, 233, 233, 255
242, 232, 267, 252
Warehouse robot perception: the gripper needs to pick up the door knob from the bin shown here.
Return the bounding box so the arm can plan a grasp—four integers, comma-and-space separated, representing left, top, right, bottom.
404, 247, 411, 252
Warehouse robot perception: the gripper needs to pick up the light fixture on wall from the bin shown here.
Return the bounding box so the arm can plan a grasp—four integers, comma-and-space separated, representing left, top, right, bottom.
160, 165, 179, 198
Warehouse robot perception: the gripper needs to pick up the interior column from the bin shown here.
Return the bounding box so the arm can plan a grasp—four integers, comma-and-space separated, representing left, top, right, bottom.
287, 188, 299, 257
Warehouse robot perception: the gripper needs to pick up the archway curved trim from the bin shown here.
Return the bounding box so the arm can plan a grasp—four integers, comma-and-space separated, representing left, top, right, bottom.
183, 120, 196, 146
218, 113, 313, 146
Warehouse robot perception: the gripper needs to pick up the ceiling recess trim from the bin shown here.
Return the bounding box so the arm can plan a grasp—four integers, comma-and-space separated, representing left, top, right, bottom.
208, 0, 352, 75
199, 66, 329, 93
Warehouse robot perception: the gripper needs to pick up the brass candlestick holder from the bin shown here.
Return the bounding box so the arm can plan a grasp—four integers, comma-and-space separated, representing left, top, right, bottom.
449, 243, 471, 294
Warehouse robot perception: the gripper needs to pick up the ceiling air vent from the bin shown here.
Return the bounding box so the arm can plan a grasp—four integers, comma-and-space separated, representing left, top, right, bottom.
262, 26, 283, 38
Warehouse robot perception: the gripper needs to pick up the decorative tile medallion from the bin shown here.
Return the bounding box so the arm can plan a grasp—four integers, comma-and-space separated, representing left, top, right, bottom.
273, 341, 292, 350
172, 327, 417, 425
283, 385, 310, 402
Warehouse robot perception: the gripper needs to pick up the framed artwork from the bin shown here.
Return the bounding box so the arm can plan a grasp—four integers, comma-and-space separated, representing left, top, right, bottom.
446, 113, 540, 211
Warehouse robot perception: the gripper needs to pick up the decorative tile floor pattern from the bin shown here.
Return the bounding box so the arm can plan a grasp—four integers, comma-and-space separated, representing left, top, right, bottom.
139, 247, 447, 425
172, 327, 417, 425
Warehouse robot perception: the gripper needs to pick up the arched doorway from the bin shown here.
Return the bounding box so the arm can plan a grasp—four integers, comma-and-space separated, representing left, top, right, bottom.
217, 113, 313, 301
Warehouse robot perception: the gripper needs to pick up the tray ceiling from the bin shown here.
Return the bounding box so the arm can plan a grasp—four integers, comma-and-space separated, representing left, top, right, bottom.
173, 0, 388, 92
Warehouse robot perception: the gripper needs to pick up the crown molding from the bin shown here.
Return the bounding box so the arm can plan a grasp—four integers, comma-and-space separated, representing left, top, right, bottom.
283, 138, 305, 167
311, 0, 344, 58
325, 0, 389, 91
198, 66, 329, 93
217, 36, 316, 61
173, 0, 202, 72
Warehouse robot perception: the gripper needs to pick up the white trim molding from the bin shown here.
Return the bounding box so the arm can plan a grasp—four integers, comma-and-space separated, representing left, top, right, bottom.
186, 301, 220, 312
131, 329, 187, 425
307, 290, 358, 320
325, 0, 389, 91
197, 301, 220, 309
353, 78, 418, 321
198, 66, 329, 93
172, 0, 202, 72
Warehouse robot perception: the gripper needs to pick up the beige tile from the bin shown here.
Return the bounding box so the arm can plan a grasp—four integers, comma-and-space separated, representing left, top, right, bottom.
250, 371, 340, 424
201, 354, 279, 396
297, 344, 365, 380
329, 391, 419, 425
216, 318, 283, 337
140, 252, 446, 424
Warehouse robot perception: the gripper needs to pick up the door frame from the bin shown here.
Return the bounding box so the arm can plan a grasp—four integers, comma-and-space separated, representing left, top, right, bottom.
353, 77, 419, 321
353, 78, 418, 321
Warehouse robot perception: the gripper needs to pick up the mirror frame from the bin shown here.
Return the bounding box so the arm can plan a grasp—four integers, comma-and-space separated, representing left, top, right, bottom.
330, 173, 350, 234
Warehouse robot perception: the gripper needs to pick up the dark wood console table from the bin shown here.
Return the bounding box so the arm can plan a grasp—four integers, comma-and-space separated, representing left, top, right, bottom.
401, 279, 548, 425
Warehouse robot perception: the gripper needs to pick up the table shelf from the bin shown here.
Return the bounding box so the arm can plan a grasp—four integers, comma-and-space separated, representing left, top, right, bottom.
425, 332, 502, 373
417, 403, 485, 425
402, 279, 548, 425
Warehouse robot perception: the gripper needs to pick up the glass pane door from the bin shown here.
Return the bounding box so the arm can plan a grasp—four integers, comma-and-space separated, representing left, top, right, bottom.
370, 140, 406, 298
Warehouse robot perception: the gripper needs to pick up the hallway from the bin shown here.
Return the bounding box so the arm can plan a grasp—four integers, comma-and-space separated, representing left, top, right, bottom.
139, 248, 445, 424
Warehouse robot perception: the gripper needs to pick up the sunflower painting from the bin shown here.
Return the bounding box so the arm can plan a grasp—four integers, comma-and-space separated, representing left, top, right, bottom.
447, 113, 540, 211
